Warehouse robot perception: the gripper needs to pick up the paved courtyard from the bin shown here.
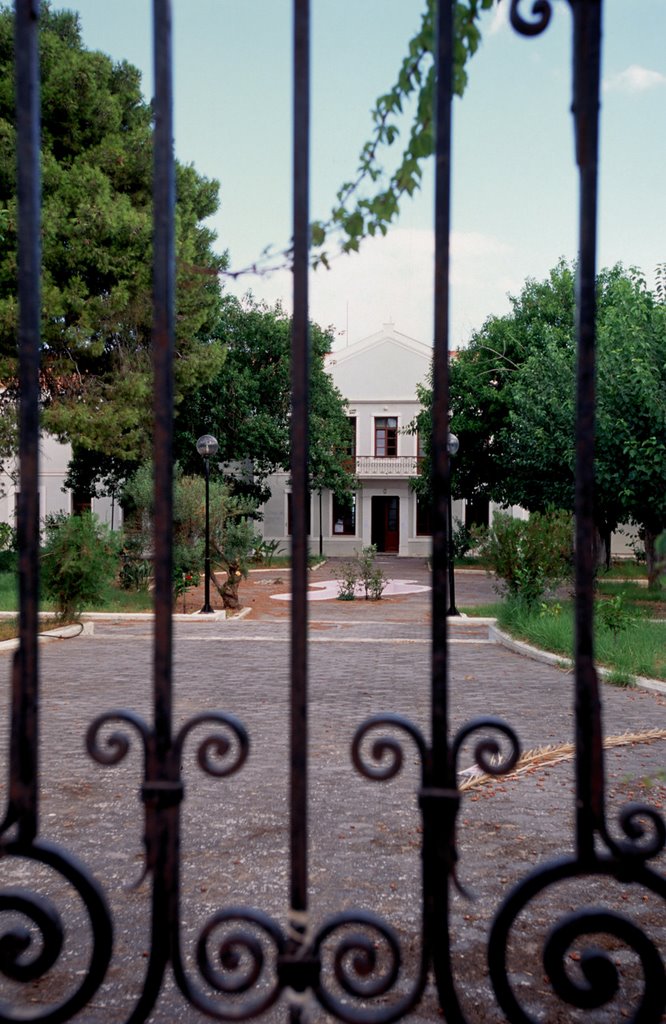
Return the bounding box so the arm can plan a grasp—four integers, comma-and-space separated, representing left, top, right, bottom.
0, 561, 664, 1022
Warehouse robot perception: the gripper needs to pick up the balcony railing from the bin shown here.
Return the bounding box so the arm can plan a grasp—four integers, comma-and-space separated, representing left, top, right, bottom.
345, 455, 422, 477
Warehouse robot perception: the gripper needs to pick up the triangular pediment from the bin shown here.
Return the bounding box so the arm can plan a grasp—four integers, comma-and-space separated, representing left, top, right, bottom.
327, 325, 431, 401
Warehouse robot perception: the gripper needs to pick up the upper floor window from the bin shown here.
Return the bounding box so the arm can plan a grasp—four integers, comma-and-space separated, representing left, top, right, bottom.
375, 417, 397, 458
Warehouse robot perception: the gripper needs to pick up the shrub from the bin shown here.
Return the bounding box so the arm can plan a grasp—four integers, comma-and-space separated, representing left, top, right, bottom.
479, 510, 573, 606
41, 512, 119, 620
337, 545, 387, 601
356, 545, 387, 600
336, 561, 358, 600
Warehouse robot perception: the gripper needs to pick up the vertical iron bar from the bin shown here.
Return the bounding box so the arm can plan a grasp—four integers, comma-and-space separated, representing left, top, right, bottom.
431, 0, 453, 792
290, 0, 310, 946
152, 0, 175, 763
428, 2, 466, 1021
202, 457, 212, 613
13, 0, 41, 844
571, 0, 603, 863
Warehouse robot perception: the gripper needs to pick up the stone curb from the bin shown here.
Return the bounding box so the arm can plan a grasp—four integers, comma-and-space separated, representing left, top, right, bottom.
0, 621, 90, 654
490, 623, 666, 696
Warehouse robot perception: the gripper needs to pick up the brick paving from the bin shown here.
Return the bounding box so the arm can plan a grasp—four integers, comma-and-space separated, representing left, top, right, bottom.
0, 563, 664, 1022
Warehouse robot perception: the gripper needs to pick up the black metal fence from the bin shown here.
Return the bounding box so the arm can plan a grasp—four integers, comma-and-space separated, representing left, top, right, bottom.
3, 0, 665, 1021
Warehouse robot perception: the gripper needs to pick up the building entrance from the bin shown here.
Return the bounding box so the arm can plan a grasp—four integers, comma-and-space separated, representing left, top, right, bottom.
371, 495, 399, 552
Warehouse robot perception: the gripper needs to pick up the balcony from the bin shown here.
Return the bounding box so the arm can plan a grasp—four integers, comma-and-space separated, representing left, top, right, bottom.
345, 455, 422, 478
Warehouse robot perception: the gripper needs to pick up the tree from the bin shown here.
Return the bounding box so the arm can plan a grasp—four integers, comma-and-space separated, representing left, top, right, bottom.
413, 261, 666, 583
0, 4, 226, 475
410, 261, 578, 508
121, 463, 261, 610
499, 265, 666, 582
173, 295, 356, 503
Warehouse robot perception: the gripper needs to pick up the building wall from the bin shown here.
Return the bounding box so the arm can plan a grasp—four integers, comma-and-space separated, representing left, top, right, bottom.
259, 325, 435, 558
0, 435, 121, 529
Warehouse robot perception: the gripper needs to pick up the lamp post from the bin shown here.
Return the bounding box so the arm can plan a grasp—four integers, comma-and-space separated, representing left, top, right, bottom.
196, 434, 219, 614
447, 432, 460, 617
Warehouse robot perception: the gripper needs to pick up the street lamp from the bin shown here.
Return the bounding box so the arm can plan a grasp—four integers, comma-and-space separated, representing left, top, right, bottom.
447, 432, 460, 617
196, 434, 219, 614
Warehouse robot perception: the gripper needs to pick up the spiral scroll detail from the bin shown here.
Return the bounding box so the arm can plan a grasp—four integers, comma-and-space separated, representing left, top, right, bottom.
489, 857, 666, 1024
601, 801, 666, 863
351, 714, 426, 782
313, 910, 423, 1023
452, 716, 520, 778
510, 0, 553, 36
86, 709, 151, 767
0, 841, 112, 1023
175, 712, 249, 779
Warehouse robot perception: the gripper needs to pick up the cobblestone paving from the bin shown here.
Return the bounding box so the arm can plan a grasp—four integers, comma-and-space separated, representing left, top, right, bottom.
0, 568, 664, 1022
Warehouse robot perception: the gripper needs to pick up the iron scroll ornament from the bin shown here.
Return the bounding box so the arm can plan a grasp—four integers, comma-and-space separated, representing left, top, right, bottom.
509, 0, 553, 37
0, 841, 112, 1023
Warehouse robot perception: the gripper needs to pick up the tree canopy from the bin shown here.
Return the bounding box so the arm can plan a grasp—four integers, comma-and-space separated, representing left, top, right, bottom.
413, 260, 666, 581
172, 295, 356, 503
0, 3, 226, 468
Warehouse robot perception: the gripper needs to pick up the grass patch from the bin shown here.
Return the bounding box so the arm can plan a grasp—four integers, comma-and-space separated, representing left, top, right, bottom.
595, 580, 665, 605
0, 617, 19, 641
0, 572, 18, 611
0, 616, 81, 642
0, 572, 153, 616
460, 602, 502, 618
496, 599, 666, 681
601, 560, 648, 580
95, 585, 153, 613
455, 555, 493, 569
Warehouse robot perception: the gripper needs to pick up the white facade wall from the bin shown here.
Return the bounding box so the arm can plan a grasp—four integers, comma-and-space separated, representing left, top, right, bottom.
260, 324, 438, 558
0, 435, 121, 530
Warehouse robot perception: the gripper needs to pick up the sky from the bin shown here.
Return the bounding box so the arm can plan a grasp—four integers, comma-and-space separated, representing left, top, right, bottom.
64, 0, 665, 350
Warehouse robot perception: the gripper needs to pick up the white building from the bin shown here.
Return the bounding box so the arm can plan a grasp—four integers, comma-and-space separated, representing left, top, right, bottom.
0, 435, 119, 529
260, 323, 451, 558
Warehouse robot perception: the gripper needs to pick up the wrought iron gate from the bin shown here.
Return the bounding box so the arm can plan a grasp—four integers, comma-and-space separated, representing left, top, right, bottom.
3, 0, 665, 1021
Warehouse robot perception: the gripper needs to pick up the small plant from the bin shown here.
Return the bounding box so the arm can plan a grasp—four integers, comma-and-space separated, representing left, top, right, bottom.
211, 518, 262, 610
251, 538, 284, 566
597, 594, 631, 637
366, 568, 387, 600
336, 561, 358, 600
539, 601, 562, 618
630, 533, 647, 565
173, 568, 197, 612
41, 511, 119, 620
118, 533, 152, 591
